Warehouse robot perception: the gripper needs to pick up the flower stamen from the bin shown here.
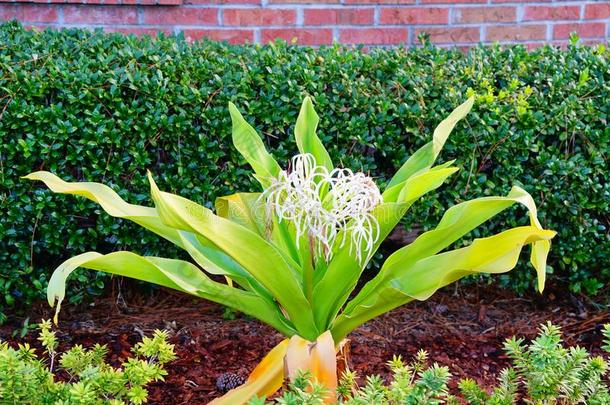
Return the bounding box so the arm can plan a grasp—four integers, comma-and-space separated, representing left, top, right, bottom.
262, 153, 382, 264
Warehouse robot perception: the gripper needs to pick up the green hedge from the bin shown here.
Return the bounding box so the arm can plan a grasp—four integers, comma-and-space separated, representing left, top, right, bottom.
1, 22, 608, 318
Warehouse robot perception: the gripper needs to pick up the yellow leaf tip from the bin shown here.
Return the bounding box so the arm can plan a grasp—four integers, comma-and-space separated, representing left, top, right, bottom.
52, 301, 62, 325
21, 172, 40, 180
228, 102, 244, 125
228, 102, 241, 117
537, 280, 545, 294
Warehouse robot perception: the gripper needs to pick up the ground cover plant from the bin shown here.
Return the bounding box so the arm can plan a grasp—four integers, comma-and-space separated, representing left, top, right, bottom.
256, 322, 610, 404
0, 320, 176, 404
2, 23, 609, 322
25, 97, 555, 402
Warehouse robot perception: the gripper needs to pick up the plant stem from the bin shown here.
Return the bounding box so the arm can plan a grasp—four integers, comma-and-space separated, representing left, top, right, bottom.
304, 234, 315, 304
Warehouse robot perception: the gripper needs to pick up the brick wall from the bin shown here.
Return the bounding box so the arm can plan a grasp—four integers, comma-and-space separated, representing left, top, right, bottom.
1, 1, 609, 47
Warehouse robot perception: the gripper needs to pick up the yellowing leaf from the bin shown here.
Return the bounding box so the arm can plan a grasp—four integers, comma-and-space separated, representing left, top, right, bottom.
210, 339, 289, 405
46, 251, 295, 336
310, 331, 338, 403
215, 192, 266, 235
285, 335, 313, 380
212, 332, 338, 404
332, 225, 555, 340
23, 171, 254, 284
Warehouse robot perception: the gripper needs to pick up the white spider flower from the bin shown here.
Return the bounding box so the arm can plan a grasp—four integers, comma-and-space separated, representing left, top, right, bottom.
262, 153, 382, 264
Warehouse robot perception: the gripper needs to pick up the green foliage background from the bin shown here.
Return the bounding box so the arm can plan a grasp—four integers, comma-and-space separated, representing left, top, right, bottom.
0, 22, 608, 318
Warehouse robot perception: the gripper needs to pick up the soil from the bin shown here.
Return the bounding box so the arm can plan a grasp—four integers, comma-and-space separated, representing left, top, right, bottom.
2, 284, 609, 404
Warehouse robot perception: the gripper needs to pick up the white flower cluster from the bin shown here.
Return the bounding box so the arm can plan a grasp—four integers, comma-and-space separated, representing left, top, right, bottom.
263, 153, 382, 264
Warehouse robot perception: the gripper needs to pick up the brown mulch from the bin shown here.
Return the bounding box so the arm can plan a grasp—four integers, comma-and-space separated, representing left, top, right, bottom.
2, 285, 609, 404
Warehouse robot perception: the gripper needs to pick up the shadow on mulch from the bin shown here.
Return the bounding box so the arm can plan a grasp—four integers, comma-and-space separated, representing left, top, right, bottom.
2, 284, 608, 404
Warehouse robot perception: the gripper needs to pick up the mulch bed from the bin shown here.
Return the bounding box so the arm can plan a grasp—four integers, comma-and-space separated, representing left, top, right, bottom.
2, 284, 609, 404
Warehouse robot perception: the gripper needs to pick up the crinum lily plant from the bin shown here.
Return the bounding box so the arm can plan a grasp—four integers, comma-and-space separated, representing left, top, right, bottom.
25, 97, 555, 404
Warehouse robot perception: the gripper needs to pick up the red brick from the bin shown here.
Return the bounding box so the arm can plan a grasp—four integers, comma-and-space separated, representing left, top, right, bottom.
268, 0, 339, 4
183, 29, 254, 43
0, 5, 57, 23
524, 6, 580, 21
186, 0, 259, 4
345, 0, 413, 4
415, 27, 479, 44
581, 39, 607, 46
304, 8, 373, 25
585, 4, 610, 20
223, 9, 295, 26
106, 27, 173, 36
157, 0, 182, 4
261, 28, 332, 45
421, 0, 484, 3
486, 25, 546, 42
63, 5, 137, 24
553, 23, 606, 40
454, 7, 515, 23
492, 0, 550, 3
143, 8, 217, 25
340, 28, 407, 45
380, 8, 448, 25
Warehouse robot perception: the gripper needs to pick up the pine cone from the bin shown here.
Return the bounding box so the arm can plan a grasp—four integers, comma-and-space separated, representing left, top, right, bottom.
216, 372, 245, 393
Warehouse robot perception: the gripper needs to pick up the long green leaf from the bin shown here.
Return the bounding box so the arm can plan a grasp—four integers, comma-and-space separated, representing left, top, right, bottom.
229, 102, 281, 188
23, 171, 257, 286
47, 251, 295, 336
331, 225, 555, 340
345, 186, 550, 314
147, 172, 319, 339
386, 97, 474, 189
295, 97, 333, 171
23, 171, 183, 244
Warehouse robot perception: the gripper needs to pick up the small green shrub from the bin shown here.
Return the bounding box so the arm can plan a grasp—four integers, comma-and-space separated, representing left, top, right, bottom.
0, 320, 176, 404
250, 351, 456, 405
1, 22, 608, 318
460, 322, 610, 404
252, 350, 456, 404
260, 323, 610, 404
